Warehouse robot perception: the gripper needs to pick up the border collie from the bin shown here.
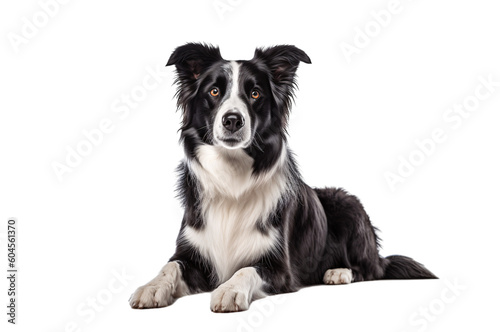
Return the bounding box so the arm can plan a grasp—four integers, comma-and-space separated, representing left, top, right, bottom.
129, 43, 436, 312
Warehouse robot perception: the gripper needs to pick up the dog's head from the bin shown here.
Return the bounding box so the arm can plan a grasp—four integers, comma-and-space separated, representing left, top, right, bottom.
167, 43, 310, 164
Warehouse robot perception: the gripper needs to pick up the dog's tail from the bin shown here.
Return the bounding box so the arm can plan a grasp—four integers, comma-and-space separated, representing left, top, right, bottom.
382, 255, 437, 280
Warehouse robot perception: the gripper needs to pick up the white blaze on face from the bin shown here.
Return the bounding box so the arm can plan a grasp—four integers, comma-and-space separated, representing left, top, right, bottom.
213, 61, 252, 149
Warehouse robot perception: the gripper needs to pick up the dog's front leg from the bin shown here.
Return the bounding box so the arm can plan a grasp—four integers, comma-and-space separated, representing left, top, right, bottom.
129, 261, 189, 309
210, 267, 266, 313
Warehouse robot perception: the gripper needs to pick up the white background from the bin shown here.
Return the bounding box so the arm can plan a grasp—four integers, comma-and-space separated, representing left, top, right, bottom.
1, 0, 500, 331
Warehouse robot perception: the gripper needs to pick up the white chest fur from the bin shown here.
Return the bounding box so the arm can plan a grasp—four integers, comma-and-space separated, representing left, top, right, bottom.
183, 145, 288, 283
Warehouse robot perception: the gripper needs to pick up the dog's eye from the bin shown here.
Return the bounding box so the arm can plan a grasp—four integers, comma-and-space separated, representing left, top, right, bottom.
210, 88, 219, 97
251, 90, 260, 99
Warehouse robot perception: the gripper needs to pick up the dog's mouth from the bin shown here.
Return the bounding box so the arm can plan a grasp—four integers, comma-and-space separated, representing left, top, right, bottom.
216, 136, 243, 148
215, 135, 251, 149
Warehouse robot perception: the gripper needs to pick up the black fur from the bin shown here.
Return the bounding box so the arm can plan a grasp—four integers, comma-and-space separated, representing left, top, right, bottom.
165, 43, 436, 300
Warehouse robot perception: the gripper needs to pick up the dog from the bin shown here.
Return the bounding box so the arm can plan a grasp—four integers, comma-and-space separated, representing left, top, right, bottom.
129, 43, 437, 312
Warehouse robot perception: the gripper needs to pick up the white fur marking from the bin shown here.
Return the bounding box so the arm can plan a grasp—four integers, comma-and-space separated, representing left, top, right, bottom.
323, 268, 353, 285
210, 267, 266, 312
185, 145, 291, 283
129, 261, 189, 309
229, 61, 240, 98
213, 61, 251, 149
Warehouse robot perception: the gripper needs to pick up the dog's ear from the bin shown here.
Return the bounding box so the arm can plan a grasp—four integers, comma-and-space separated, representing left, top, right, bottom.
253, 45, 311, 120
166, 43, 223, 81
253, 45, 311, 85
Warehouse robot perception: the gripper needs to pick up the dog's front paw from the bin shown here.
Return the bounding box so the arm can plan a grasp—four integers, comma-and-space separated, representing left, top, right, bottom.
129, 281, 175, 309
129, 261, 186, 309
210, 285, 250, 313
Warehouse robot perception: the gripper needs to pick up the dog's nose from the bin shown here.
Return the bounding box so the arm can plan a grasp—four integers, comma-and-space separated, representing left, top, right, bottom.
222, 112, 244, 133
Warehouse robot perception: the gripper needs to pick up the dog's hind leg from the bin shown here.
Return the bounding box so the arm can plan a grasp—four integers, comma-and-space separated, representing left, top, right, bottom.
314, 187, 386, 283
323, 268, 353, 285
